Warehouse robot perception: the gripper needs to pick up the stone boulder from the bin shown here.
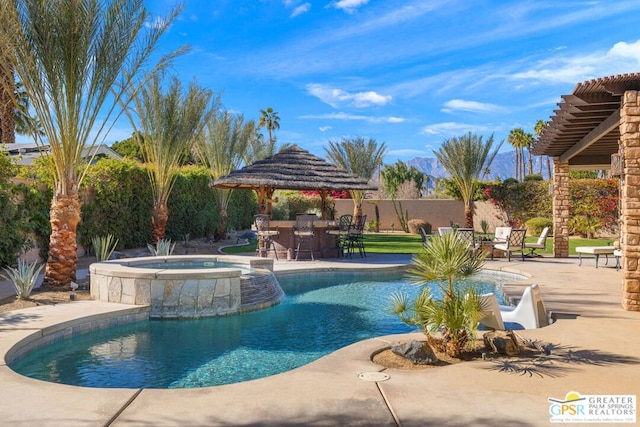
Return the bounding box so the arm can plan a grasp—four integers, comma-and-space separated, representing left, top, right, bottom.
483, 330, 521, 356
391, 340, 438, 365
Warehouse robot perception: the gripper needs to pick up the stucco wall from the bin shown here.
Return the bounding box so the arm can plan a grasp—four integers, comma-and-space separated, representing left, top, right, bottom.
333, 199, 505, 232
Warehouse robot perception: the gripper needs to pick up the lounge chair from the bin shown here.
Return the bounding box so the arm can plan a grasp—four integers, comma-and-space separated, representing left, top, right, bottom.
501, 284, 549, 330
493, 229, 527, 261
524, 226, 550, 257
478, 284, 550, 330
478, 293, 505, 330
418, 226, 430, 248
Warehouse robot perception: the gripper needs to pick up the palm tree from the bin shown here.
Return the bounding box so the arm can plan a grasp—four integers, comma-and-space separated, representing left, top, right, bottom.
534, 119, 551, 179
390, 232, 485, 358
128, 75, 214, 242
0, 61, 15, 145
196, 111, 256, 238
0, 0, 182, 287
258, 107, 280, 145
325, 137, 387, 217
508, 128, 527, 180
434, 132, 502, 228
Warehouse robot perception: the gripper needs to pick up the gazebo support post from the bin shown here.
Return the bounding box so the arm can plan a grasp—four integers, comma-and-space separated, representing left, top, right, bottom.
552, 157, 570, 258
620, 90, 640, 311
319, 190, 329, 220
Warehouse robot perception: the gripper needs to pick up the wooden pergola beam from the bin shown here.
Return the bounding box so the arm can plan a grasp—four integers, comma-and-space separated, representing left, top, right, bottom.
560, 108, 620, 163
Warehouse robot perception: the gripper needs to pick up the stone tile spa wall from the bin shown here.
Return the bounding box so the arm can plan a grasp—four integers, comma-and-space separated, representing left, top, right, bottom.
89, 255, 282, 318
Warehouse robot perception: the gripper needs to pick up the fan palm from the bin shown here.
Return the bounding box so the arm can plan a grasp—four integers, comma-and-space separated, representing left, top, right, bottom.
0, 61, 15, 145
434, 132, 501, 228
325, 137, 387, 217
0, 0, 182, 287
196, 111, 256, 237
258, 107, 280, 145
390, 232, 486, 358
128, 74, 214, 242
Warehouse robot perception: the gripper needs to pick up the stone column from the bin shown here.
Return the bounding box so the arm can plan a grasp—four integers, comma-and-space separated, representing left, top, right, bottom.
552, 157, 570, 257
620, 90, 640, 311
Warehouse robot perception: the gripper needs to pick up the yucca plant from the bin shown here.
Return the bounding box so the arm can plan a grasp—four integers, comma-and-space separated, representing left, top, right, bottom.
92, 235, 119, 262
148, 239, 176, 256
389, 232, 486, 358
1, 260, 44, 300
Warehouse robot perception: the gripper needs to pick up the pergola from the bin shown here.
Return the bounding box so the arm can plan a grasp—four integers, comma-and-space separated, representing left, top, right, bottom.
531, 72, 640, 312
212, 145, 376, 219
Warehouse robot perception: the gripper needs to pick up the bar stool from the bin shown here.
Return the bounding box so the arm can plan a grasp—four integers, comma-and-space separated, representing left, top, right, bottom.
346, 214, 367, 258
294, 214, 316, 260
254, 214, 279, 259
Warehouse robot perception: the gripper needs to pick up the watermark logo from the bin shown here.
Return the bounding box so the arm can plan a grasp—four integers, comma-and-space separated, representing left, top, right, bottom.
549, 391, 636, 423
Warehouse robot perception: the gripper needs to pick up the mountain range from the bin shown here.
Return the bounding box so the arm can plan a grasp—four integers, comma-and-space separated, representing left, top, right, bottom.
405, 150, 553, 187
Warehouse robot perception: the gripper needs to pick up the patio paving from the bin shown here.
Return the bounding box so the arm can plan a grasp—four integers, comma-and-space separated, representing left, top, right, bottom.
0, 254, 638, 426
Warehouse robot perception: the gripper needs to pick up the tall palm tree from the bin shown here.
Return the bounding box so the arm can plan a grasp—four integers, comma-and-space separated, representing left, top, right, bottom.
128, 75, 214, 242
434, 132, 502, 228
258, 107, 280, 145
0, 61, 15, 145
534, 119, 551, 179
0, 0, 182, 288
196, 111, 256, 238
508, 128, 527, 180
325, 137, 387, 217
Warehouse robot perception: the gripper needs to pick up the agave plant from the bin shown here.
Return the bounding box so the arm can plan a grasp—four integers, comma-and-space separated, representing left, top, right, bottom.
389, 232, 486, 358
148, 239, 176, 256
1, 260, 44, 300
92, 234, 119, 262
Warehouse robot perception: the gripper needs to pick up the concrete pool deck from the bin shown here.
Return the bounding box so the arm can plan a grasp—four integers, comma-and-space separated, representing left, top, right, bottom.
0, 254, 639, 426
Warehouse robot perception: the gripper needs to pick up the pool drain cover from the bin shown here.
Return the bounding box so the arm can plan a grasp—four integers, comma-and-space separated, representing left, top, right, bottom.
358, 372, 390, 382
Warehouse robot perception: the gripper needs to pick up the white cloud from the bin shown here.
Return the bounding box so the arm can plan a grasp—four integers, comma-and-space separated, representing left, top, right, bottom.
300, 112, 403, 123
319, 126, 332, 132
420, 122, 493, 136
291, 3, 311, 17
442, 99, 507, 114
330, 0, 369, 14
144, 17, 168, 30
306, 83, 391, 108
511, 39, 640, 85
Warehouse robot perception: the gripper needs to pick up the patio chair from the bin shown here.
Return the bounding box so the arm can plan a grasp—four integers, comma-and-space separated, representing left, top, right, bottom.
456, 228, 478, 251
493, 229, 527, 261
500, 284, 550, 330
294, 214, 316, 261
346, 214, 367, 258
336, 214, 353, 257
493, 226, 511, 243
438, 227, 453, 236
418, 226, 430, 248
524, 226, 550, 257
254, 214, 279, 259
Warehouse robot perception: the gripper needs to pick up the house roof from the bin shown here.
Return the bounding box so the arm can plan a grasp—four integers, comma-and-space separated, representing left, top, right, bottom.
2, 143, 122, 166
532, 73, 640, 169
212, 145, 377, 191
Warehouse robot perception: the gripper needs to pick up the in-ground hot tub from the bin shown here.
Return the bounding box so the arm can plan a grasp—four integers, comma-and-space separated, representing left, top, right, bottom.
89, 255, 283, 318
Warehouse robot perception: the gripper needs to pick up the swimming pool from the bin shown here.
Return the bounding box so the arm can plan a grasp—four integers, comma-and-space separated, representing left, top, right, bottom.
10, 270, 512, 389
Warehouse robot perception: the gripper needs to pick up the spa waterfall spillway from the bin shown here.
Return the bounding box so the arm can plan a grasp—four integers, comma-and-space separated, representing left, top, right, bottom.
89, 255, 283, 318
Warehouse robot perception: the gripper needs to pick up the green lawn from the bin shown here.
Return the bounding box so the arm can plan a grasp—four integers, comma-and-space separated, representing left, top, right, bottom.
220, 233, 614, 256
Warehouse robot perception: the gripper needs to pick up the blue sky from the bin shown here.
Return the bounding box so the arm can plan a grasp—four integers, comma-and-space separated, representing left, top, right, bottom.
28, 0, 640, 164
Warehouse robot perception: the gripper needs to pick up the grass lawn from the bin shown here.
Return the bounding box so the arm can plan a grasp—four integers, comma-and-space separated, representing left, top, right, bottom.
221, 233, 615, 256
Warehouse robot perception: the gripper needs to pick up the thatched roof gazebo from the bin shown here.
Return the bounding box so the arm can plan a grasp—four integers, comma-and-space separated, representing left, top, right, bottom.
212, 145, 376, 218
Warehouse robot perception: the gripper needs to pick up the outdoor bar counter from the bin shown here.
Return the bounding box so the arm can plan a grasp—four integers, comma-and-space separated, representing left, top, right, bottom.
263, 220, 340, 260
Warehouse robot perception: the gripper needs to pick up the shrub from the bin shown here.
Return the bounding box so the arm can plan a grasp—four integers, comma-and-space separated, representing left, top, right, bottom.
525, 218, 553, 236
408, 219, 430, 235
1, 260, 44, 299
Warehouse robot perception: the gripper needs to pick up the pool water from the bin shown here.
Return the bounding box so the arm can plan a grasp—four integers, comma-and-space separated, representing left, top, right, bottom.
10, 271, 506, 389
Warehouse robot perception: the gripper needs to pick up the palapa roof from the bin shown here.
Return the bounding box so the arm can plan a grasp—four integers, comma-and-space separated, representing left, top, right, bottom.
532, 73, 640, 169
213, 145, 377, 191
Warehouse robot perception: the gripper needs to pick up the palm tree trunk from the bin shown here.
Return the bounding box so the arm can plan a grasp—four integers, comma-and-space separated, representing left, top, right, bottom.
464, 201, 474, 229
547, 157, 552, 179
152, 202, 168, 243
217, 206, 228, 239
0, 61, 16, 145
43, 192, 81, 288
